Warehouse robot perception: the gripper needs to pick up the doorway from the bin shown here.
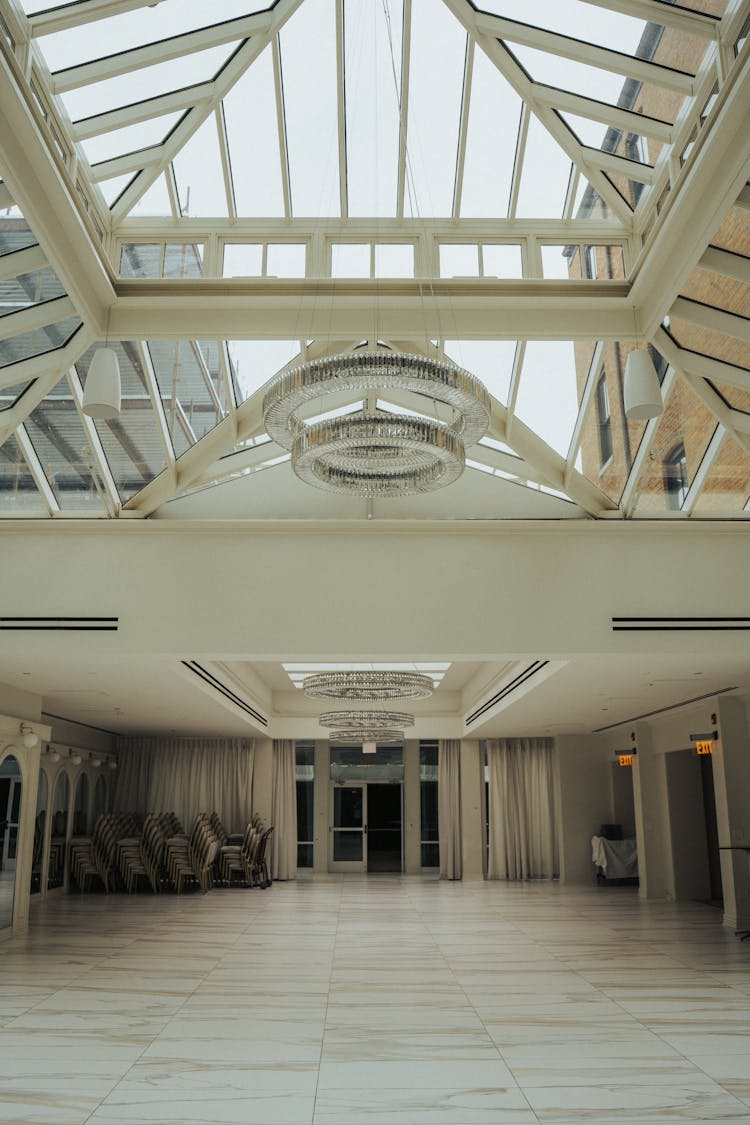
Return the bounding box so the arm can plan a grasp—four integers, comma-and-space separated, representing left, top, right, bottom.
329, 781, 403, 873
0, 756, 22, 931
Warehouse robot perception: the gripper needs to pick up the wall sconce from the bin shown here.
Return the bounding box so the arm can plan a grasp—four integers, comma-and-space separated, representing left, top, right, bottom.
89, 753, 103, 768
46, 747, 60, 764
108, 757, 118, 771
20, 723, 39, 749
68, 749, 82, 766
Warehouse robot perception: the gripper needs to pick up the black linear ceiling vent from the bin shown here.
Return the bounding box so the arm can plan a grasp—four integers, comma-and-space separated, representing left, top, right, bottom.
0, 616, 118, 631
181, 661, 268, 727
465, 661, 549, 727
613, 617, 750, 631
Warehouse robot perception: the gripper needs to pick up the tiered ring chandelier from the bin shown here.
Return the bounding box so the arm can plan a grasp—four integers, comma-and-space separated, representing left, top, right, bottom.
303, 671, 433, 701
263, 351, 490, 497
305, 672, 432, 748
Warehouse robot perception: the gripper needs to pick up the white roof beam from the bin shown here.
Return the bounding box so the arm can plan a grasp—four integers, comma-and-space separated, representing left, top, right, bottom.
473, 12, 695, 94
0, 327, 93, 443
72, 83, 214, 141
335, 0, 347, 219
581, 146, 655, 185
271, 34, 292, 220
737, 185, 750, 211
0, 182, 13, 209
15, 423, 59, 515
110, 0, 304, 221
90, 145, 164, 182
699, 245, 750, 284
50, 13, 273, 93
109, 278, 635, 341
676, 348, 750, 392
0, 49, 114, 333
579, 0, 719, 40
0, 295, 76, 341
443, 1, 634, 226
66, 366, 121, 516
670, 296, 750, 344
0, 243, 47, 283
453, 36, 474, 220
534, 85, 672, 143
681, 423, 726, 516
30, 0, 174, 37
629, 43, 750, 338
396, 0, 412, 220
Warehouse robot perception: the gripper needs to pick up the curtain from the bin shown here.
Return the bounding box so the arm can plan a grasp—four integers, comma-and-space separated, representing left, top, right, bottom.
439, 739, 462, 880
271, 739, 297, 881
113, 737, 255, 831
486, 738, 558, 881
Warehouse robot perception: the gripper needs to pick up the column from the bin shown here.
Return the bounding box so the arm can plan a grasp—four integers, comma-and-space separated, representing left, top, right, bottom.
403, 739, 421, 874
713, 695, 750, 931
555, 734, 613, 884
631, 722, 670, 900
313, 740, 329, 874
460, 739, 484, 879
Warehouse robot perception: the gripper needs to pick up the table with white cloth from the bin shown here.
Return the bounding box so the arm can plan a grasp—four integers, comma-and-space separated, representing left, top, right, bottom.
591, 834, 638, 883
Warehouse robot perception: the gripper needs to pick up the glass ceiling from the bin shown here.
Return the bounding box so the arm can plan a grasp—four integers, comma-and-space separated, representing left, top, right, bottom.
0, 0, 747, 521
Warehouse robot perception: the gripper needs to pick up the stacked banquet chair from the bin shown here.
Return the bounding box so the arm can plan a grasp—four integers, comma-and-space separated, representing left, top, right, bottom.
163, 814, 221, 893
68, 812, 140, 892
140, 813, 183, 892
218, 817, 274, 889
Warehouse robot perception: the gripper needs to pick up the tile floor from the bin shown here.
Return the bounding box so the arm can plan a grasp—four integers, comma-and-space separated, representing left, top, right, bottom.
1, 876, 750, 1124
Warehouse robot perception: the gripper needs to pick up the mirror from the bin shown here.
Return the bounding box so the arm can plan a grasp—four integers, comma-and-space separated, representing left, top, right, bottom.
93, 773, 107, 825
73, 772, 89, 837
48, 771, 69, 890
0, 754, 22, 929
31, 768, 48, 894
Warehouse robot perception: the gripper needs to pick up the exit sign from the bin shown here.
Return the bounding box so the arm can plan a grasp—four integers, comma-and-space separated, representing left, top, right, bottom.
696, 740, 713, 756
618, 753, 634, 767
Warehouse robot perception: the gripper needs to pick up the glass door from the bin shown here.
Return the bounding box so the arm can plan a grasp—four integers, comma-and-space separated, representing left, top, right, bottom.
330, 783, 366, 872
2, 777, 22, 871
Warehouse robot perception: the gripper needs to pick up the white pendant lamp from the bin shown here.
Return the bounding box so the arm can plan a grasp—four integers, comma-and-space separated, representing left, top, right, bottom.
82, 346, 121, 419
624, 348, 663, 421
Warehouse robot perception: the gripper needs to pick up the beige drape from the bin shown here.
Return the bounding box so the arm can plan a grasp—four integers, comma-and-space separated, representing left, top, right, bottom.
271, 739, 297, 881
438, 739, 462, 880
486, 738, 558, 880
114, 737, 254, 831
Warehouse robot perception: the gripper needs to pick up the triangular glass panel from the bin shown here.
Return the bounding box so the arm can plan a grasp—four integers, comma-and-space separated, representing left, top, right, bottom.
444, 340, 517, 405
514, 340, 587, 457
97, 174, 135, 209
633, 379, 719, 514
147, 339, 226, 448
83, 113, 181, 170
227, 340, 302, 403
129, 172, 173, 218
0, 432, 47, 513
173, 114, 228, 217
76, 342, 170, 501
515, 113, 573, 218
24, 376, 105, 511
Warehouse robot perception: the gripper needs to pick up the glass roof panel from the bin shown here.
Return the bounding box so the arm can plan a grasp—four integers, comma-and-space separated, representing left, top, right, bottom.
344, 0, 402, 217
129, 173, 173, 217
147, 339, 225, 447
280, 0, 340, 217
669, 317, 750, 372
515, 113, 572, 218
682, 270, 750, 319
514, 340, 583, 456
0, 268, 66, 316
173, 115, 228, 218
0, 381, 32, 411
80, 113, 182, 169
559, 112, 664, 170
227, 340, 301, 402
692, 435, 750, 515
23, 379, 104, 510
710, 207, 750, 256
477, 1, 654, 54
76, 342, 170, 501
711, 381, 750, 415
223, 45, 285, 218
0, 433, 46, 512
460, 45, 521, 218
37, 3, 269, 70
97, 174, 135, 208
0, 207, 37, 256
0, 318, 82, 369
575, 340, 648, 505
405, 0, 466, 217
59, 43, 238, 120
633, 379, 717, 513
444, 340, 516, 404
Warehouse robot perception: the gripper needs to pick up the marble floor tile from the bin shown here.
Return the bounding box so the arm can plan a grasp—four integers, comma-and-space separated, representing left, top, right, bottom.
0, 875, 746, 1125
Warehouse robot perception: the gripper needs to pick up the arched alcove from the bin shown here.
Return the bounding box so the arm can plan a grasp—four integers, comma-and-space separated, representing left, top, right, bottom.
31, 768, 48, 895
48, 771, 70, 891
74, 772, 89, 837
0, 754, 22, 929
92, 773, 107, 822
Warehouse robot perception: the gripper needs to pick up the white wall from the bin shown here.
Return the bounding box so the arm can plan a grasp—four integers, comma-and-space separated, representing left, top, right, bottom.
556, 735, 613, 884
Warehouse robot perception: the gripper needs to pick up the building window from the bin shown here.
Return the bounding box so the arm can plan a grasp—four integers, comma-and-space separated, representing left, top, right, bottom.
419, 741, 439, 868
664, 443, 688, 509
583, 245, 598, 279
295, 742, 314, 868
595, 372, 613, 466
648, 344, 668, 384
625, 134, 646, 206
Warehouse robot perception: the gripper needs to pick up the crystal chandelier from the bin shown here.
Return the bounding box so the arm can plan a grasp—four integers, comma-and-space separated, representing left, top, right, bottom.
330, 728, 404, 745
318, 710, 415, 730
263, 350, 490, 497
303, 671, 433, 701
